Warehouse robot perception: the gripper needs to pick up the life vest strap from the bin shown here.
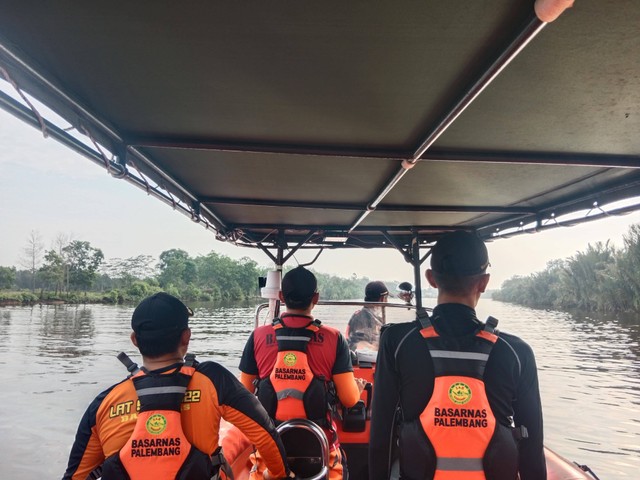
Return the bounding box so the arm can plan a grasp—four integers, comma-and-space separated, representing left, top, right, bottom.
117, 352, 140, 376
484, 316, 499, 334
437, 457, 484, 472
416, 307, 431, 329
274, 316, 321, 330
211, 446, 235, 480
513, 425, 529, 441
184, 352, 197, 367
276, 388, 305, 400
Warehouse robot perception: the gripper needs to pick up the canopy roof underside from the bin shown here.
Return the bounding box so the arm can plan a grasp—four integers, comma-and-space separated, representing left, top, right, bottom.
1, 1, 639, 257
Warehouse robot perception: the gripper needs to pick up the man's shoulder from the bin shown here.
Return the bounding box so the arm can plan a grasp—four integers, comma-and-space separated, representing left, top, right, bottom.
496, 329, 533, 348
194, 360, 238, 383
251, 324, 275, 340
254, 323, 274, 333
318, 322, 340, 335
91, 378, 132, 411
494, 329, 536, 361
349, 308, 367, 317
380, 320, 421, 343
195, 359, 229, 373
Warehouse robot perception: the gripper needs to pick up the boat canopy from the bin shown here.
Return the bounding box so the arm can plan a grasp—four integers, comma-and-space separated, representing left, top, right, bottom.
1, 1, 639, 260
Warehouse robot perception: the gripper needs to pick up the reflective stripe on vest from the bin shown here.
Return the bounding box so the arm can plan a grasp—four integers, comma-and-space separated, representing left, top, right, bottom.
419, 325, 498, 479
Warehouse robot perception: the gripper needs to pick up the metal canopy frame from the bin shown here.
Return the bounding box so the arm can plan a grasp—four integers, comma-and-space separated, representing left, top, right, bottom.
1, 1, 640, 271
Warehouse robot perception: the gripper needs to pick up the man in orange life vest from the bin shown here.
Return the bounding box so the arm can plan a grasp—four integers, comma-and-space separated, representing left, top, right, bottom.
369, 231, 546, 480
239, 266, 366, 480
62, 292, 291, 480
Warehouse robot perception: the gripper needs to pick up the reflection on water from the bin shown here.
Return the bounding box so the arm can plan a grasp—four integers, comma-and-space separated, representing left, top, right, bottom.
0, 299, 638, 479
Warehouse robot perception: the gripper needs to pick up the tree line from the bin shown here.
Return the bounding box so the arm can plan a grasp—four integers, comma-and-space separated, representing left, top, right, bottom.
493, 223, 640, 314
0, 232, 376, 304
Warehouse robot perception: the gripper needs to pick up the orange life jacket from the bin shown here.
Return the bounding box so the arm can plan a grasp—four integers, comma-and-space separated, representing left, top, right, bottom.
100, 354, 228, 480
256, 318, 334, 428
398, 311, 520, 480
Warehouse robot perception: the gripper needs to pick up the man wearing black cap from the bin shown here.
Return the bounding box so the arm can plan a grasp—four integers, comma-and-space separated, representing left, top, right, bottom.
369, 231, 546, 480
63, 292, 291, 480
239, 266, 366, 480
346, 280, 389, 350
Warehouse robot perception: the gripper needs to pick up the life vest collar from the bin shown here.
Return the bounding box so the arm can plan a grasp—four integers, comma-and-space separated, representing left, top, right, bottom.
274, 314, 322, 330
418, 309, 500, 338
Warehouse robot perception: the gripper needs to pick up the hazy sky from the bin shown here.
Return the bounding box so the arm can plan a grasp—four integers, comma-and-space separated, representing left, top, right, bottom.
2, 105, 640, 289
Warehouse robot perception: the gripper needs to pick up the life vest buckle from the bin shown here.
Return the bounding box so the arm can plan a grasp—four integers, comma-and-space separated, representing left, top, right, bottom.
117, 352, 140, 376
513, 425, 529, 441
484, 316, 499, 334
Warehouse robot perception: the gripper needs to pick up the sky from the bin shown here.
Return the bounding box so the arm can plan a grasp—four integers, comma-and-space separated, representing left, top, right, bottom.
2, 98, 640, 289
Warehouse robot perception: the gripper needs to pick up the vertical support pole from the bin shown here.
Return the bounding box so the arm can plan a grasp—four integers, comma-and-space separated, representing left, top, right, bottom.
273, 242, 284, 320
411, 232, 423, 309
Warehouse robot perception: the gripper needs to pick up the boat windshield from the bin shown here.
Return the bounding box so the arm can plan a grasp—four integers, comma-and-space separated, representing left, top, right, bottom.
255, 300, 418, 361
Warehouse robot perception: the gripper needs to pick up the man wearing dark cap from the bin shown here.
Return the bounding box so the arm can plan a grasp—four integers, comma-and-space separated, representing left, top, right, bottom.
63, 292, 291, 480
346, 280, 389, 349
239, 266, 366, 480
369, 231, 546, 480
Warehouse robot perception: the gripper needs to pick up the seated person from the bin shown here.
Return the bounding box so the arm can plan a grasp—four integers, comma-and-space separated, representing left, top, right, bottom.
346, 281, 388, 350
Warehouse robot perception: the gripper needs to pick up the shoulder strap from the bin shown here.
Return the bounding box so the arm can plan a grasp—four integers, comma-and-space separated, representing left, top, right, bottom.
483, 315, 499, 334
416, 307, 432, 329
117, 352, 140, 377
184, 352, 197, 367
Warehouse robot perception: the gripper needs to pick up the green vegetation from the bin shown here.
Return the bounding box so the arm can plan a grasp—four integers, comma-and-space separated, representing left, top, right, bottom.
494, 223, 640, 314
1, 236, 380, 305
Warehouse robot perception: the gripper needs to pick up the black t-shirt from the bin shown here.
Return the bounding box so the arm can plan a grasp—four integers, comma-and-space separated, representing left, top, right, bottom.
369, 303, 546, 480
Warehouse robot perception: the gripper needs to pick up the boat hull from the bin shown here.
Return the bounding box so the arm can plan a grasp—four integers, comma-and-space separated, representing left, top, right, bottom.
219, 422, 595, 480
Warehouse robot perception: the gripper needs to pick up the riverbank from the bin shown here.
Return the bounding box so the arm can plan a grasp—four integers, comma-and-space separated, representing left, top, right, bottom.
0, 290, 105, 307
0, 290, 266, 307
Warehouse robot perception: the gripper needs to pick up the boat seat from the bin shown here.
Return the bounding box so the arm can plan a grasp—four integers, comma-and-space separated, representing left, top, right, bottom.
276, 419, 330, 480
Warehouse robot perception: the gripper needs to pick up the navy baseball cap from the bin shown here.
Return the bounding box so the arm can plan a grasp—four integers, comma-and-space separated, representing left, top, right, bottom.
281, 266, 317, 306
131, 292, 193, 338
365, 281, 389, 301
430, 231, 490, 276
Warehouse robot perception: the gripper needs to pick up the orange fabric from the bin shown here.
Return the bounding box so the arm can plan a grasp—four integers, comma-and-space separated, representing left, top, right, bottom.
219, 422, 252, 468
422, 377, 496, 454
217, 405, 287, 478
119, 410, 191, 479
476, 330, 498, 343
72, 428, 105, 480
435, 471, 485, 480
418, 326, 498, 480
71, 367, 287, 480
333, 372, 361, 408
240, 372, 258, 393
271, 350, 313, 421
420, 326, 438, 338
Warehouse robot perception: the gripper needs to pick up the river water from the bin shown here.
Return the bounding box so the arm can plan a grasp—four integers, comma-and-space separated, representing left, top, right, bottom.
0, 299, 638, 479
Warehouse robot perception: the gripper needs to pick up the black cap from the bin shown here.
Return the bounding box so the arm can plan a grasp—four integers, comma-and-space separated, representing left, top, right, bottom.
131, 292, 192, 339
430, 231, 490, 276
281, 266, 317, 306
365, 281, 389, 301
